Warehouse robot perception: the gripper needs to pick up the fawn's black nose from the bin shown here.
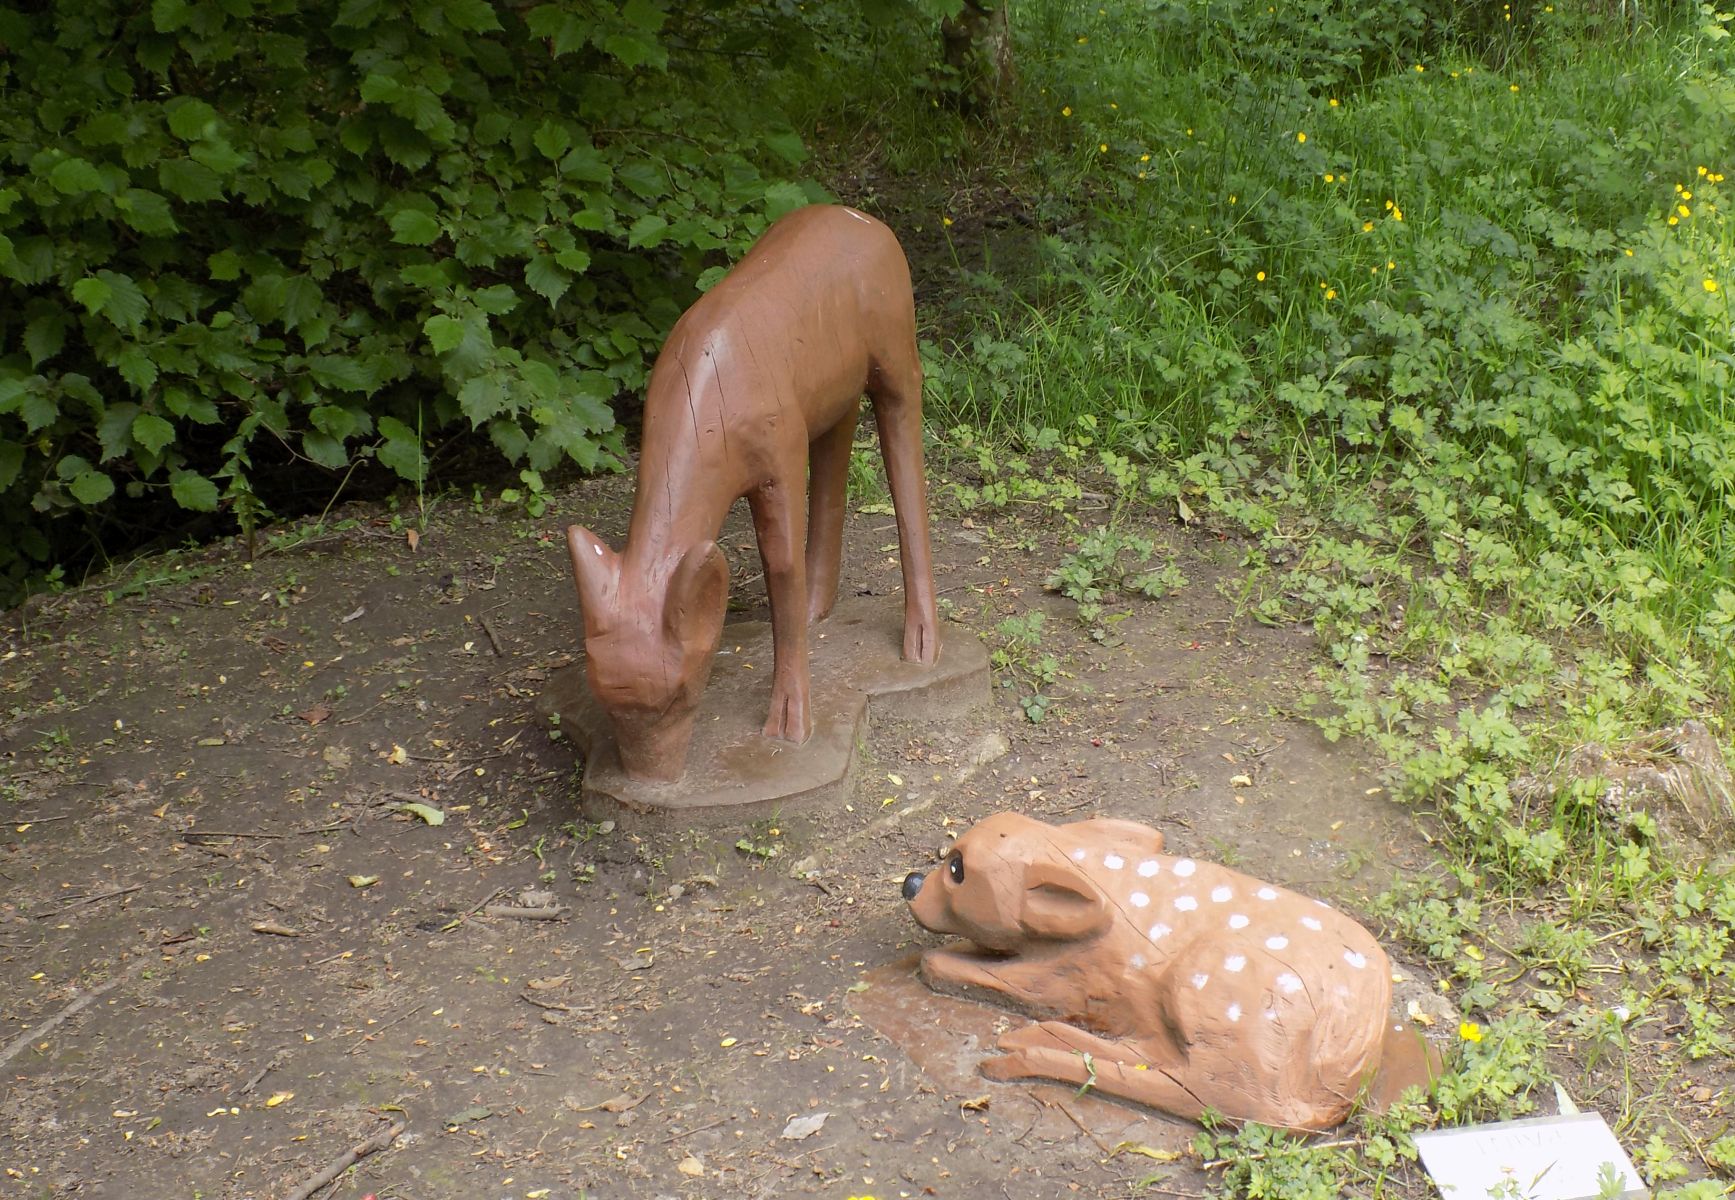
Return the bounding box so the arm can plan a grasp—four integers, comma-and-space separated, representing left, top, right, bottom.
901, 871, 925, 902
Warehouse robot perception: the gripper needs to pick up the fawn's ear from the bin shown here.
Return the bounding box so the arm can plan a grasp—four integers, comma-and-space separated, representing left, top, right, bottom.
566, 526, 621, 638
663, 541, 728, 642
1063, 817, 1165, 855
1018, 861, 1108, 941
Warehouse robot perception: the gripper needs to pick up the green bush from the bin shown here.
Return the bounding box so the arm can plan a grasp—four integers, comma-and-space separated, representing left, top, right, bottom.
0, 0, 830, 602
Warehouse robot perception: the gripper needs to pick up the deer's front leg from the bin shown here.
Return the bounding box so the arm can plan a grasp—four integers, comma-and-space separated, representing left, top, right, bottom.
749, 479, 813, 744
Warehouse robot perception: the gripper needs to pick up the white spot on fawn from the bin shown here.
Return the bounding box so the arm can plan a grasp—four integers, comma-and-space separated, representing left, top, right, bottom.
1266, 935, 1289, 950
1174, 895, 1199, 912
593, 544, 603, 556
1224, 954, 1247, 973
1265, 1007, 1279, 1021
1228, 914, 1250, 929
1300, 916, 1323, 931
1344, 950, 1367, 969
1103, 854, 1125, 870
1226, 1002, 1242, 1022
1210, 886, 1233, 903
1276, 973, 1303, 994
1130, 892, 1150, 908
1137, 860, 1161, 877
1173, 859, 1196, 877
1070, 848, 1087, 862
1257, 886, 1278, 901
1148, 922, 1173, 941
1192, 973, 1210, 990
1129, 953, 1147, 969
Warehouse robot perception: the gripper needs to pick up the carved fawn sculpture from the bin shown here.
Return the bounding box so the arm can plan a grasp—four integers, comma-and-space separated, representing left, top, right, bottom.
903, 813, 1397, 1131
566, 205, 940, 782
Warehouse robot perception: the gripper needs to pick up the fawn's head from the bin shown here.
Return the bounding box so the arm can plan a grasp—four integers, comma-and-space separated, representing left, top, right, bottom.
566, 525, 728, 781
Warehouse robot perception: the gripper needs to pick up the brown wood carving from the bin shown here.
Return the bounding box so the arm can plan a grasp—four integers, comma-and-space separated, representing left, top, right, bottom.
903, 813, 1395, 1131
566, 205, 940, 782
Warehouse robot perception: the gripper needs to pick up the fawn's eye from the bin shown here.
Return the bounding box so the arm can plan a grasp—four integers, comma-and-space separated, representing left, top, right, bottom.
948, 854, 965, 884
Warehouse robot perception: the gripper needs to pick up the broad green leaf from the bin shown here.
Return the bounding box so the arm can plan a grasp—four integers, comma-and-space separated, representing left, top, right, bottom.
189, 139, 247, 175
488, 417, 528, 463
458, 373, 507, 425
394, 801, 445, 825
49, 158, 106, 195
764, 181, 808, 222
553, 247, 591, 273
69, 469, 116, 505
72, 276, 114, 315
307, 355, 372, 393
132, 412, 176, 455
472, 285, 519, 315
599, 30, 666, 70
359, 73, 404, 104
151, 0, 191, 31
390, 209, 441, 245
309, 404, 359, 440
159, 158, 224, 202
170, 469, 220, 511
622, 0, 667, 31
0, 441, 23, 490
424, 314, 465, 354
207, 248, 243, 280
524, 255, 571, 305
302, 431, 350, 469
116, 188, 177, 236
166, 98, 218, 141
24, 315, 67, 366
446, 0, 501, 32
117, 346, 160, 393
763, 130, 807, 164
281, 276, 324, 333
91, 271, 149, 331
616, 160, 663, 200
97, 402, 142, 460
627, 213, 668, 249
534, 120, 571, 161
376, 415, 425, 481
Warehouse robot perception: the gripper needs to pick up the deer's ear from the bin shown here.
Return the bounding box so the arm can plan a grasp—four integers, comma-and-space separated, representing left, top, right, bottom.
566, 526, 621, 638
663, 542, 728, 641
1018, 861, 1108, 941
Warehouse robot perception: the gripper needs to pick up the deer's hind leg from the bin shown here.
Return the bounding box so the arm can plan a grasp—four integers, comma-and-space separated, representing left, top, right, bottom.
748, 476, 814, 745
806, 406, 859, 624
867, 348, 939, 665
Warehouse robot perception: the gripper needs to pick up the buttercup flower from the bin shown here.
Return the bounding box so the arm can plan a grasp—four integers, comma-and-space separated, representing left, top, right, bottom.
1256, 270, 1266, 281
1460, 1022, 1483, 1043
1062, 106, 1072, 117
1297, 131, 1306, 142
1707, 279, 1721, 293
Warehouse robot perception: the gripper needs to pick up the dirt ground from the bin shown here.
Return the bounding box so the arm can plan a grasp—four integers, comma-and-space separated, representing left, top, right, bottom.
0, 465, 1444, 1200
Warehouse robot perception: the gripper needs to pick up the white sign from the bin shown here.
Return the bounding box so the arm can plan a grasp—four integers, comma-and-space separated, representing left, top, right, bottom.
1413, 1113, 1647, 1200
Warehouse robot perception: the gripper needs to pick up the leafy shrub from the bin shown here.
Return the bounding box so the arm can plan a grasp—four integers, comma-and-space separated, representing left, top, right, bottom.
0, 0, 831, 602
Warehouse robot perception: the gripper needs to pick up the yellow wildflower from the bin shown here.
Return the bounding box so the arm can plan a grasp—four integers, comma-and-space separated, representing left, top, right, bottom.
1459, 1022, 1483, 1043
1707, 279, 1721, 293
1229, 194, 1237, 203
1679, 204, 1692, 217
1624, 248, 1634, 256
1683, 190, 1693, 200
1061, 106, 1072, 117
1669, 216, 1679, 226
942, 216, 953, 227
1392, 207, 1404, 221
1329, 98, 1340, 107
1099, 143, 1108, 152
1077, 35, 1088, 43
1509, 84, 1519, 92
1325, 288, 1337, 300
1362, 221, 1374, 232
1387, 260, 1395, 269
1414, 63, 1425, 73
1324, 173, 1335, 182
1296, 131, 1306, 143
1256, 270, 1266, 281
1139, 153, 1150, 162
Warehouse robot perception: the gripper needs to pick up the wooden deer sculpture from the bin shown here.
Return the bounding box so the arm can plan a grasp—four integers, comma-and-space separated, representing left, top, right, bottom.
566, 205, 940, 782
903, 813, 1401, 1132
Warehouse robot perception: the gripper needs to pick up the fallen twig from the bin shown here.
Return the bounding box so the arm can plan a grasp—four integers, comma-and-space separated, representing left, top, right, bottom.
37, 884, 142, 918
239, 1045, 294, 1095
252, 921, 304, 938
436, 887, 506, 935
517, 992, 570, 1012
479, 615, 506, 657
0, 960, 145, 1068
282, 1119, 404, 1200
482, 904, 570, 922
345, 1004, 425, 1055
181, 830, 285, 841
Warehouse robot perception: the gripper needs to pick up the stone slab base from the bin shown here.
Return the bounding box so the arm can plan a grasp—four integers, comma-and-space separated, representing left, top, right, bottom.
537, 597, 991, 830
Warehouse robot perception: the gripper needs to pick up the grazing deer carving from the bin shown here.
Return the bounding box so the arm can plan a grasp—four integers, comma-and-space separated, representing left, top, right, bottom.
566, 205, 940, 782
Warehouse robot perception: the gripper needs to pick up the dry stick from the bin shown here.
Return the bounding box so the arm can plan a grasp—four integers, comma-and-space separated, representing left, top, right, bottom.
345, 1004, 425, 1056
38, 884, 142, 918
517, 992, 570, 1013
437, 887, 506, 935
281, 1119, 405, 1200
239, 1045, 294, 1095
1036, 1091, 1112, 1155
479, 615, 506, 657
0, 961, 144, 1068
481, 904, 570, 922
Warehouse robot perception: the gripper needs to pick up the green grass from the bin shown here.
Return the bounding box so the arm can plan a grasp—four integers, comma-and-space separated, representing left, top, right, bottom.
790, 0, 1735, 1193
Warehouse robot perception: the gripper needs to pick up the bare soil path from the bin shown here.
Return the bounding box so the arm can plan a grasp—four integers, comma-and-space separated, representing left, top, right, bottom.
0, 468, 1434, 1199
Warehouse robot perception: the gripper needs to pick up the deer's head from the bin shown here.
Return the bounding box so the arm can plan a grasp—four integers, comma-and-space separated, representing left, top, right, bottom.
566, 526, 728, 781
